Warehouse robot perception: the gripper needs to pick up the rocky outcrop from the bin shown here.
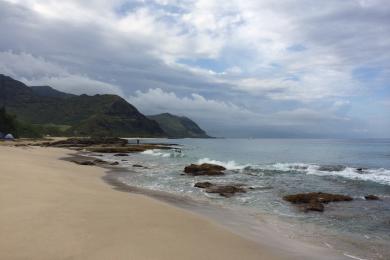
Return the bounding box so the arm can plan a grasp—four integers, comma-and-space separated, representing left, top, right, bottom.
71, 158, 119, 166
71, 160, 96, 166
194, 182, 214, 188
47, 137, 128, 148
184, 163, 226, 176
283, 192, 353, 212
365, 195, 380, 200
194, 182, 246, 197
114, 153, 128, 156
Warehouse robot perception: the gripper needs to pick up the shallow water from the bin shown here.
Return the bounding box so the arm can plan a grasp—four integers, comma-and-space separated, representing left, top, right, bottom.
92, 138, 390, 259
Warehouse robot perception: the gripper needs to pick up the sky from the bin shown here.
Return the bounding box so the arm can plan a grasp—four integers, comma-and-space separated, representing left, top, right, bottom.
0, 0, 389, 138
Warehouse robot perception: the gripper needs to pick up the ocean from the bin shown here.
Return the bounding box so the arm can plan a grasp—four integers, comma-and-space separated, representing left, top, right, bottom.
91, 138, 390, 259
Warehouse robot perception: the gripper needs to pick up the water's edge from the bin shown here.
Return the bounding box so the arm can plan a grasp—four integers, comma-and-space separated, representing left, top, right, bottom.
62, 151, 361, 260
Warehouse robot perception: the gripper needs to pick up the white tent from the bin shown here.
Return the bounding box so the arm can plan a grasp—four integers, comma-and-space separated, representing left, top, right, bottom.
4, 133, 15, 140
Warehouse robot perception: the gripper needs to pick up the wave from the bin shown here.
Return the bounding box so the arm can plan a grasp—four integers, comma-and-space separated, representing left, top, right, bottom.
268, 162, 390, 186
197, 158, 248, 170
141, 149, 184, 158
195, 158, 390, 185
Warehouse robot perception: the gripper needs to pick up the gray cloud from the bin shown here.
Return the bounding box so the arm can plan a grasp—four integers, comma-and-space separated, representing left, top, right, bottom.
0, 0, 389, 137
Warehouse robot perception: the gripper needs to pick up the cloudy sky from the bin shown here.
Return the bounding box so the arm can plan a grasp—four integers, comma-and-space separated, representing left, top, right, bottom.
1, 0, 389, 137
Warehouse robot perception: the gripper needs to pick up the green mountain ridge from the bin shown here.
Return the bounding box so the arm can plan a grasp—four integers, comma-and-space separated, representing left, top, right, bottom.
148, 113, 210, 138
0, 74, 210, 138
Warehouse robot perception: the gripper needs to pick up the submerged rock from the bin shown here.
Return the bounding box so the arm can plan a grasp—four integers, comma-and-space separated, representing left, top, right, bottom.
206, 185, 246, 198
304, 199, 325, 212
318, 165, 346, 172
110, 162, 119, 166
133, 164, 144, 168
71, 160, 95, 166
283, 192, 353, 204
283, 192, 353, 212
114, 153, 128, 157
365, 195, 380, 200
194, 182, 214, 188
194, 182, 246, 197
184, 163, 226, 176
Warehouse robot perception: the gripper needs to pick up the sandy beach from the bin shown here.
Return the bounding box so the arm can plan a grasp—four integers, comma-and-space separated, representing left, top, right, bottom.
0, 145, 281, 260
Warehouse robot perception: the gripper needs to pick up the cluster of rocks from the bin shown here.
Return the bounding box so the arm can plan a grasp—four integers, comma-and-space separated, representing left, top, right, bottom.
41, 137, 175, 153
184, 163, 247, 197
44, 137, 128, 148
71, 158, 119, 166
283, 192, 380, 212
184, 163, 226, 176
283, 192, 353, 212
194, 182, 246, 197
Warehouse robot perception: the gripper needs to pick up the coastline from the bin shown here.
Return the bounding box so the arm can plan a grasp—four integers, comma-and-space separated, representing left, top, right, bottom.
0, 144, 349, 259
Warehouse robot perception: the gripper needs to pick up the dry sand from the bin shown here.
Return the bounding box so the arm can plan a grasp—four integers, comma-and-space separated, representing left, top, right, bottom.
0, 145, 280, 260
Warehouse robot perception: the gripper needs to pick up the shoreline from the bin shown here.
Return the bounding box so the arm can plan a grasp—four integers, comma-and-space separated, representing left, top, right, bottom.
0, 145, 350, 259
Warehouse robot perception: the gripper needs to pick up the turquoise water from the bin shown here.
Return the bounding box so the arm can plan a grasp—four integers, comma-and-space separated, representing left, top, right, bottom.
95, 138, 390, 258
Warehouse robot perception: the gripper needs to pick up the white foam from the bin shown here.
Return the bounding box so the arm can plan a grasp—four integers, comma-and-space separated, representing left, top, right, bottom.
141, 149, 184, 158
268, 162, 390, 186
197, 158, 247, 170
307, 166, 390, 185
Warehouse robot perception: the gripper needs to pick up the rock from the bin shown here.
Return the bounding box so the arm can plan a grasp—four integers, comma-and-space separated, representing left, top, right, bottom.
184, 163, 226, 176
304, 199, 324, 212
114, 153, 128, 157
71, 160, 95, 166
283, 192, 353, 213
194, 182, 246, 197
318, 165, 346, 172
365, 195, 380, 200
133, 164, 144, 168
93, 159, 107, 164
283, 192, 353, 204
110, 162, 119, 166
48, 137, 128, 147
194, 182, 214, 188
205, 185, 246, 198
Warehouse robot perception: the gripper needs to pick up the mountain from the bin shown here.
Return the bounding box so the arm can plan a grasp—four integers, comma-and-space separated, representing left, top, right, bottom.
148, 113, 210, 138
0, 74, 165, 137
30, 86, 75, 98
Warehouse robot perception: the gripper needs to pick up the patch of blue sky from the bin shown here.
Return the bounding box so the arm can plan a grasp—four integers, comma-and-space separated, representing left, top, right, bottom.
115, 1, 186, 17
352, 67, 382, 82
286, 44, 307, 52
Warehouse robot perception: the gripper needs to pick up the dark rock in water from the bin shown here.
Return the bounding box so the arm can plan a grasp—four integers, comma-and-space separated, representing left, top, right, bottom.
194, 182, 246, 197
184, 163, 226, 176
93, 159, 107, 164
318, 165, 346, 172
114, 153, 128, 157
283, 192, 353, 212
283, 192, 353, 204
194, 182, 214, 188
133, 164, 144, 168
205, 185, 246, 198
110, 162, 119, 166
365, 195, 380, 200
305, 199, 324, 212
122, 159, 128, 161
71, 160, 95, 166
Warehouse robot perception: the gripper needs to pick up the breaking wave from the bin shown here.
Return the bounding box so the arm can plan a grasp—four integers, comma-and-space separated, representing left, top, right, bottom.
195, 158, 390, 185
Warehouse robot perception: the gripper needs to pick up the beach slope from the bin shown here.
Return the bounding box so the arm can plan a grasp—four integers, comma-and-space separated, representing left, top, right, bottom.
0, 146, 278, 260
